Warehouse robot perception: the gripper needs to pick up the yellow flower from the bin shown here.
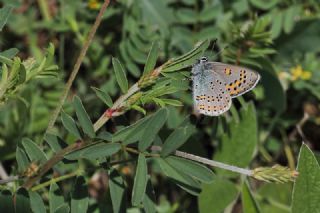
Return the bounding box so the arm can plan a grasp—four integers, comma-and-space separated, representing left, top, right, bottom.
88, 0, 101, 10
301, 71, 312, 80
290, 65, 312, 81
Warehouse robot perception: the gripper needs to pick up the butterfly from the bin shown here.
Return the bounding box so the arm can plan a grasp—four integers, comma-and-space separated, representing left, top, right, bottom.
191, 57, 260, 116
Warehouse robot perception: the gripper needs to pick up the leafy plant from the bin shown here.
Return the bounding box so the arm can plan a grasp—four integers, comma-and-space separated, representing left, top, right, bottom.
0, 1, 320, 213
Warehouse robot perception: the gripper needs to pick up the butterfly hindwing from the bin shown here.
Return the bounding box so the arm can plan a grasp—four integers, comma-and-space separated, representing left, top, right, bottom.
208, 62, 260, 97
192, 69, 232, 116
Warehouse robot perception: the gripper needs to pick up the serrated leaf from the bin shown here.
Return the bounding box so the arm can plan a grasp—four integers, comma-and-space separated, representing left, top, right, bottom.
132, 154, 148, 206
292, 144, 320, 213
109, 169, 127, 213
143, 41, 159, 75
15, 188, 32, 213
61, 111, 82, 139
213, 102, 257, 177
0, 190, 14, 212
166, 156, 214, 183
112, 58, 128, 93
49, 183, 65, 213
242, 181, 261, 213
91, 87, 113, 107
29, 191, 46, 213
71, 176, 88, 213
161, 121, 196, 157
156, 158, 201, 196
138, 108, 168, 151
65, 143, 120, 160
0, 5, 13, 31
73, 96, 95, 138
198, 178, 238, 213
22, 138, 47, 164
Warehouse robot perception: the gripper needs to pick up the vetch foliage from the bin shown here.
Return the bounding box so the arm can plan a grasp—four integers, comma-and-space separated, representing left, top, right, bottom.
0, 1, 319, 213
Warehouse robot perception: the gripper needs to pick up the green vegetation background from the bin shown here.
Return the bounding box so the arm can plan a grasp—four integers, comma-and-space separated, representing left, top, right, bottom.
0, 0, 320, 212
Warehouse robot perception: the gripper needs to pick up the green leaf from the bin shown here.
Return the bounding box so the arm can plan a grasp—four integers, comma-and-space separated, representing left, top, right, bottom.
15, 188, 32, 213
45, 134, 68, 153
292, 144, 320, 213
258, 59, 286, 113
143, 41, 159, 75
156, 158, 201, 196
249, 0, 278, 10
257, 183, 291, 213
138, 108, 168, 151
0, 190, 14, 212
112, 116, 151, 145
91, 87, 113, 107
198, 178, 238, 213
112, 57, 128, 93
213, 102, 258, 177
61, 111, 82, 139
29, 191, 46, 213
71, 176, 88, 213
0, 5, 13, 31
54, 204, 70, 213
143, 177, 157, 213
176, 8, 197, 24
162, 40, 210, 72
166, 156, 214, 183
0, 48, 19, 58
270, 11, 283, 38
284, 6, 300, 34
96, 131, 113, 142
16, 146, 30, 173
132, 154, 148, 206
109, 169, 127, 213
242, 181, 261, 213
65, 143, 121, 160
73, 96, 95, 138
22, 138, 47, 164
49, 183, 65, 213
161, 121, 196, 157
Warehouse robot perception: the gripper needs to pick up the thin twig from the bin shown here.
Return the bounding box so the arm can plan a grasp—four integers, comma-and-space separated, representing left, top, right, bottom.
151, 146, 253, 176
93, 83, 140, 131
45, 0, 111, 135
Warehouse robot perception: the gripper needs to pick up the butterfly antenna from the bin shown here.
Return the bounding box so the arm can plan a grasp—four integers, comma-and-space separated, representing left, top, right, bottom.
211, 44, 229, 61
206, 38, 218, 59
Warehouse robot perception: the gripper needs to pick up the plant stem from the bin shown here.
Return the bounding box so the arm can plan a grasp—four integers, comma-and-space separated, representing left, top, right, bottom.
31, 158, 136, 191
22, 141, 88, 189
93, 83, 140, 131
151, 146, 253, 176
45, 0, 111, 135
31, 171, 79, 191
37, 0, 52, 21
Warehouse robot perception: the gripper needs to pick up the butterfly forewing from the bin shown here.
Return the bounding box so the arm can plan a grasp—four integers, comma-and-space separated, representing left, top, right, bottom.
209, 62, 260, 97
192, 70, 232, 116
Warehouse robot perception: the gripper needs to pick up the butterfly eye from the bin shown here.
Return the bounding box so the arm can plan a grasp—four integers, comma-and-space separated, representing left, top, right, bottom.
200, 57, 208, 62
